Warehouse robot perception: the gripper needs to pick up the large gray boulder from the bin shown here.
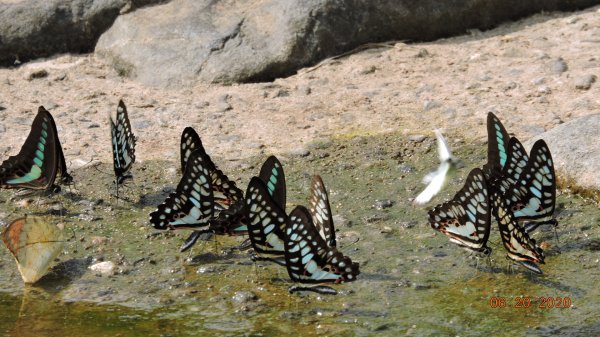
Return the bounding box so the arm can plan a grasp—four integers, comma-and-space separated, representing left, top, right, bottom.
0, 0, 166, 67
95, 0, 600, 87
526, 113, 600, 195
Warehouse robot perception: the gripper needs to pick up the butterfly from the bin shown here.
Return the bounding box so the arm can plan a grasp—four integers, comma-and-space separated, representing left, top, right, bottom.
414, 129, 460, 205
152, 128, 245, 251
484, 113, 557, 233
428, 168, 492, 255
245, 176, 288, 266
491, 190, 545, 274
0, 106, 71, 192
284, 205, 359, 284
149, 149, 214, 231
483, 112, 511, 179
1, 216, 65, 283
308, 175, 336, 248
244, 156, 288, 264
110, 100, 136, 196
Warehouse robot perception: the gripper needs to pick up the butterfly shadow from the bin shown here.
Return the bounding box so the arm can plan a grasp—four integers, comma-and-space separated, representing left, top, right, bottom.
31, 257, 93, 293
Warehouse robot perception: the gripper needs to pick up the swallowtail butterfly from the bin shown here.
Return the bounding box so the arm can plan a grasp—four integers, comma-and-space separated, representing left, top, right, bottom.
308, 175, 336, 248
0, 107, 71, 191
484, 113, 557, 233
492, 191, 545, 274
152, 128, 245, 251
483, 112, 511, 178
428, 168, 492, 255
245, 176, 287, 266
284, 206, 359, 284
149, 149, 214, 230
110, 100, 136, 190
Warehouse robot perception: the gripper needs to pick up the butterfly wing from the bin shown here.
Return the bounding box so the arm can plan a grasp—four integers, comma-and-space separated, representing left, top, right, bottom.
308, 175, 336, 247
484, 112, 511, 178
258, 155, 286, 210
245, 177, 287, 257
180, 127, 203, 175
1, 216, 64, 283
492, 192, 545, 274
428, 168, 492, 254
149, 150, 214, 230
0, 107, 59, 190
435, 129, 452, 162
111, 100, 136, 182
284, 206, 359, 284
506, 140, 556, 220
414, 160, 451, 205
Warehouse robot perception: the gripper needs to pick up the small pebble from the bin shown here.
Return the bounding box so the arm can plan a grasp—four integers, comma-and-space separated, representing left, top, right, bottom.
231, 291, 257, 304
89, 261, 116, 276
289, 148, 310, 157
26, 69, 49, 80
574, 74, 597, 90
373, 199, 394, 210
551, 57, 568, 74
409, 135, 426, 143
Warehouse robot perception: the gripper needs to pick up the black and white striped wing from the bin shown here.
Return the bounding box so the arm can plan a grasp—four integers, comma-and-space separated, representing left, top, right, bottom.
180, 127, 203, 175
284, 206, 359, 284
507, 140, 556, 221
110, 100, 136, 182
492, 191, 545, 274
149, 150, 214, 230
428, 168, 492, 254
245, 177, 287, 256
309, 175, 336, 247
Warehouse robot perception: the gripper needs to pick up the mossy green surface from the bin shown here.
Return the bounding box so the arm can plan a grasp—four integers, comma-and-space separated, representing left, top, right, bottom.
1, 132, 598, 336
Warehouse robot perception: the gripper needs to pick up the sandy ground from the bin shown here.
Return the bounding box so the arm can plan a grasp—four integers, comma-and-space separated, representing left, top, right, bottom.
0, 6, 599, 173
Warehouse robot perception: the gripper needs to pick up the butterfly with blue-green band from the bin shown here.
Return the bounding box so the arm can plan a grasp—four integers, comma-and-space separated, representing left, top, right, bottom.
258, 155, 286, 210
428, 168, 492, 255
284, 205, 359, 284
492, 189, 545, 274
0, 106, 71, 192
484, 113, 557, 234
153, 127, 246, 252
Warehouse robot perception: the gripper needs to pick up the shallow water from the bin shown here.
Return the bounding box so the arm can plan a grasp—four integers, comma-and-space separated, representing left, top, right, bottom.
1, 132, 599, 336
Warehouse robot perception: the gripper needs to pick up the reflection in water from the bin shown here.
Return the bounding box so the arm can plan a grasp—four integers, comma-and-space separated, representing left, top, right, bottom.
11, 287, 66, 337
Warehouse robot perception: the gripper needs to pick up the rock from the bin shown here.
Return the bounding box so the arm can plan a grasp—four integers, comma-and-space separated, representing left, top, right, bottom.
0, 0, 166, 67
525, 114, 600, 194
373, 199, 394, 210
231, 291, 258, 304
423, 100, 441, 111
95, 0, 600, 87
409, 135, 426, 143
550, 57, 568, 74
89, 261, 116, 276
574, 74, 597, 90
289, 147, 310, 157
